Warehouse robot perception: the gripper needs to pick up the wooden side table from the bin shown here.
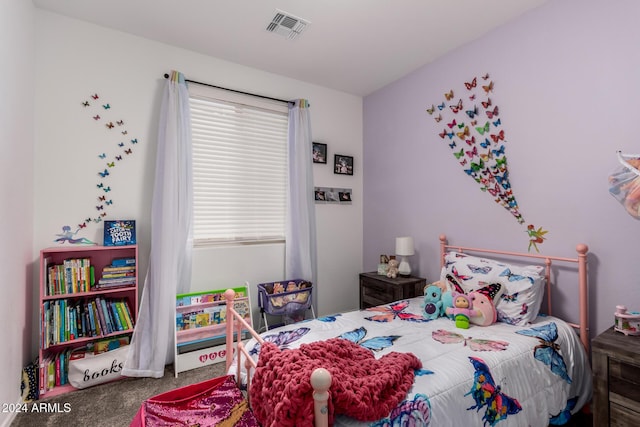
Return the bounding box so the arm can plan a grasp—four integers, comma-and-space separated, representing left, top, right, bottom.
592, 326, 640, 426
359, 272, 426, 309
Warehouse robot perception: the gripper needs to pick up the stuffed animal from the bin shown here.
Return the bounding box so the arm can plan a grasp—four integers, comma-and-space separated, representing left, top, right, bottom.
445, 292, 479, 329
386, 258, 400, 278
469, 283, 503, 327
421, 285, 443, 320
440, 291, 454, 317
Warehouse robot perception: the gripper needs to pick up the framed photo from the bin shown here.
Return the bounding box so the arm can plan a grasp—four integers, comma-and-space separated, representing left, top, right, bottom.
312, 142, 327, 164
334, 154, 354, 175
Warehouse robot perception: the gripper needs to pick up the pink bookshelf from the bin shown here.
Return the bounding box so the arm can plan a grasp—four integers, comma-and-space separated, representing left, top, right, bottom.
38, 245, 138, 398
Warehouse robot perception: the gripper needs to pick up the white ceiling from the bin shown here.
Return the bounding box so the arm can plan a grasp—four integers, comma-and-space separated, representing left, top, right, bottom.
32, 0, 549, 96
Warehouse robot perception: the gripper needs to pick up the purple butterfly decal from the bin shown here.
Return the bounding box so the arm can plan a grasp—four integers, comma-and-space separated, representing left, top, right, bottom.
365, 300, 430, 323
249, 327, 310, 355
370, 394, 431, 427
466, 356, 522, 426
432, 329, 509, 352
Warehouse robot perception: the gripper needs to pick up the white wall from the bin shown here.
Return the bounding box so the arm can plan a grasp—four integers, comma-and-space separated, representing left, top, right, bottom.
0, 1, 35, 424
33, 10, 362, 354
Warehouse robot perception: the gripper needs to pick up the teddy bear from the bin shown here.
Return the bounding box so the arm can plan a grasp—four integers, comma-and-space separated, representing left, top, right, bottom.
421, 285, 443, 320
386, 258, 400, 278
445, 292, 479, 329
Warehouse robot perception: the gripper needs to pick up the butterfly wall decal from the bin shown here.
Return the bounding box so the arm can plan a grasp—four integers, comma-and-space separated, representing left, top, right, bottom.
91, 93, 99, 100
365, 300, 430, 323
466, 356, 522, 426
121, 130, 128, 135
339, 327, 399, 352
82, 101, 90, 107
428, 73, 546, 251
432, 329, 509, 351
465, 77, 477, 90
515, 322, 572, 383
125, 148, 132, 154
426, 105, 435, 114
102, 104, 111, 110
93, 115, 100, 120
434, 114, 442, 122
105, 122, 114, 129
98, 169, 109, 178
98, 153, 106, 159
117, 120, 124, 126
450, 99, 463, 113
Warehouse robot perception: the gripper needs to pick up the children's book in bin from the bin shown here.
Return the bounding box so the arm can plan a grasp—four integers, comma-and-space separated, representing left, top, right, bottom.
103, 220, 136, 246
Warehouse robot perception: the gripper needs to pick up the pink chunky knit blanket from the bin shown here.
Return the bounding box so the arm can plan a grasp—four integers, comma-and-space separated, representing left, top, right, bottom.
249, 338, 422, 427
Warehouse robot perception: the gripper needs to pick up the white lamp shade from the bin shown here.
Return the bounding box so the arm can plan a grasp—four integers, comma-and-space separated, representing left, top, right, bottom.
395, 237, 415, 256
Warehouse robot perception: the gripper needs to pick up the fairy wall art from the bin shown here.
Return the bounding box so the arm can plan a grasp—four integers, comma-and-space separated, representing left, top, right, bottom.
426, 74, 548, 252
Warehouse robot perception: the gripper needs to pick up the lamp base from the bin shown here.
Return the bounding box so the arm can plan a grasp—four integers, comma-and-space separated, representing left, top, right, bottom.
398, 257, 411, 277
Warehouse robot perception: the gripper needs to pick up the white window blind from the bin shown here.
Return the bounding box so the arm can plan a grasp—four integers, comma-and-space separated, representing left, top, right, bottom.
189, 84, 289, 245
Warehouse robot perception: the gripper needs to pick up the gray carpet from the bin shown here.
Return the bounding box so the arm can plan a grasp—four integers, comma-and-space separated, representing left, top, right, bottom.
11, 362, 227, 427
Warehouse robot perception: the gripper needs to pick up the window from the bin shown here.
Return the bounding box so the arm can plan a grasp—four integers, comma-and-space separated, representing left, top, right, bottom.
189, 84, 289, 245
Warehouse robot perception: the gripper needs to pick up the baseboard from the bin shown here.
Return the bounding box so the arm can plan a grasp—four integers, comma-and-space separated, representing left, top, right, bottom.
0, 395, 22, 427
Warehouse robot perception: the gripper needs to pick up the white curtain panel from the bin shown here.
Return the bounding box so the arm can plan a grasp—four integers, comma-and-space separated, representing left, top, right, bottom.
123, 71, 193, 378
285, 100, 317, 287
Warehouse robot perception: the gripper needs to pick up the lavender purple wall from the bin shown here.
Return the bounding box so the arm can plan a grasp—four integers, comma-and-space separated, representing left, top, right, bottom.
363, 0, 640, 340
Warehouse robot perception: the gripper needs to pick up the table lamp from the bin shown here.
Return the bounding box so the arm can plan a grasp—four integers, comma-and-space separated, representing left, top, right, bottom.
395, 236, 414, 277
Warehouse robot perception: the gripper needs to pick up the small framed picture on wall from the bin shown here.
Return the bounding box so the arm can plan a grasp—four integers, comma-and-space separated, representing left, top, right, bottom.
313, 142, 327, 164
334, 154, 353, 175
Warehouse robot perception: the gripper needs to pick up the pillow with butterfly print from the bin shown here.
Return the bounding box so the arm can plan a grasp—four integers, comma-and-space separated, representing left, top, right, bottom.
440, 251, 545, 326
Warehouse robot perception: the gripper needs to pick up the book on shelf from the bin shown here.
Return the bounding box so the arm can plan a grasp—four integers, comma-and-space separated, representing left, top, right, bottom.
46, 258, 95, 295
110, 257, 136, 267
103, 220, 136, 246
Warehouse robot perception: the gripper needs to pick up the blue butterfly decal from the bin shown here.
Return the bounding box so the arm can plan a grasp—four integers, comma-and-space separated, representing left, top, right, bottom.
466, 356, 522, 426
468, 264, 492, 275
516, 322, 572, 383
370, 394, 432, 427
549, 396, 578, 425
249, 327, 310, 355
491, 145, 505, 157
499, 268, 534, 284
339, 327, 399, 352
317, 313, 341, 322
365, 300, 430, 323
480, 138, 491, 149
466, 105, 479, 118
437, 102, 445, 110
98, 169, 109, 178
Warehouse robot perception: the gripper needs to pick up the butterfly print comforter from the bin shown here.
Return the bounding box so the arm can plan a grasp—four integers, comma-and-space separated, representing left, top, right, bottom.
229, 297, 591, 427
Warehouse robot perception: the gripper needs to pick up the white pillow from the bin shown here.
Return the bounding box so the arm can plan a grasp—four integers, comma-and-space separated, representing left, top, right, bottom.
440, 251, 545, 326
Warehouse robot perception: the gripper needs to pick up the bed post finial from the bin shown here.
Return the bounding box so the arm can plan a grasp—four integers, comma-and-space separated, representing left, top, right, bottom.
576, 243, 589, 352
311, 368, 331, 427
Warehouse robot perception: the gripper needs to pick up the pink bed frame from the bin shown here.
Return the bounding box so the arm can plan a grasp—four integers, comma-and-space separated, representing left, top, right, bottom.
223, 234, 590, 427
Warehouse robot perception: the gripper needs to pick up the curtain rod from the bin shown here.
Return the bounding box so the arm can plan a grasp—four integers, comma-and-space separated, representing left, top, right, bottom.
163, 73, 293, 105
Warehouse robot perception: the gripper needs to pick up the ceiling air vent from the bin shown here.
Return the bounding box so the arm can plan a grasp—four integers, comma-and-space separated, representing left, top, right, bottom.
266, 9, 310, 40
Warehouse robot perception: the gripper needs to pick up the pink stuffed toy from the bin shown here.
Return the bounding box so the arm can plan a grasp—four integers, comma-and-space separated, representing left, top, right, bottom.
469, 283, 503, 327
